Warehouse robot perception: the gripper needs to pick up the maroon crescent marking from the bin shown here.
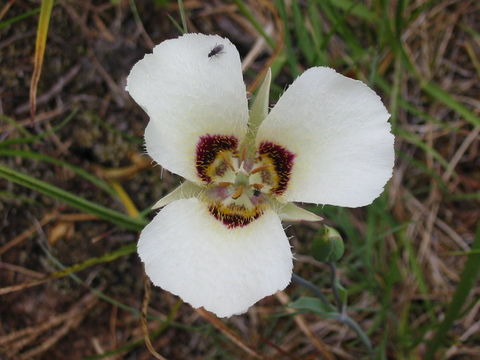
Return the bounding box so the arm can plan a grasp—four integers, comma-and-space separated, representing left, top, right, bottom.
258, 142, 295, 195
195, 134, 238, 182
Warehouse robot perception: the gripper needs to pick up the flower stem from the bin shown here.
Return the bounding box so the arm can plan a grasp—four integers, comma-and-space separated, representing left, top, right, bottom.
332, 313, 372, 351
291, 273, 330, 306
327, 262, 343, 313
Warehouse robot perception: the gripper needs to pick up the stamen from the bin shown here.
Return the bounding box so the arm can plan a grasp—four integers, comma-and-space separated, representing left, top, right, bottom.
250, 164, 272, 174
252, 183, 264, 190
231, 186, 243, 200
217, 181, 233, 187
240, 146, 247, 162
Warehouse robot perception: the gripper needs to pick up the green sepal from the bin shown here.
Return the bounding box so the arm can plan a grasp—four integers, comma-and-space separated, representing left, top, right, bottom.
152, 181, 203, 209
243, 68, 272, 152
275, 201, 323, 222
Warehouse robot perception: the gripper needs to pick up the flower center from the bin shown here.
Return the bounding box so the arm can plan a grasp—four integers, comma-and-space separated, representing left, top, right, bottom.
196, 134, 295, 228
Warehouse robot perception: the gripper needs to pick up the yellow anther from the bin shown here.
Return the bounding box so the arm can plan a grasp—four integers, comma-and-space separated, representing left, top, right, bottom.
250, 164, 272, 174
231, 186, 244, 200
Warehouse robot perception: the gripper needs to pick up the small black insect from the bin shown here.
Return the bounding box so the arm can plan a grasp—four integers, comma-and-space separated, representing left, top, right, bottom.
253, 189, 261, 197
208, 44, 225, 58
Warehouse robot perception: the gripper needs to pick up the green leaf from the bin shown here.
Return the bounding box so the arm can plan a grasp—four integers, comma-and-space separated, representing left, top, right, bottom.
289, 296, 338, 318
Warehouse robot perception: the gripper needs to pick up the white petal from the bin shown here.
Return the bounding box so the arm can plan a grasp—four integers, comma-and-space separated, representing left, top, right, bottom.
256, 67, 394, 207
138, 198, 292, 317
126, 33, 248, 182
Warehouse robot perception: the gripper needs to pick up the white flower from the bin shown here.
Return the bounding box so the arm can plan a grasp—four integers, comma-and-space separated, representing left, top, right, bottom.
126, 33, 394, 317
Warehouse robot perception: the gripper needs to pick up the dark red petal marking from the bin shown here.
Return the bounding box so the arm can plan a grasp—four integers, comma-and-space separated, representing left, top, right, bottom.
196, 134, 238, 182
208, 203, 264, 229
258, 141, 295, 195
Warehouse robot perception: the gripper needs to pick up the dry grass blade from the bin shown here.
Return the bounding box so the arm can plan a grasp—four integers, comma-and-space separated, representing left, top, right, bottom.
29, 0, 54, 121
2, 292, 98, 359
0, 0, 16, 22
0, 212, 57, 255
195, 308, 265, 359
94, 154, 152, 180
0, 262, 44, 279
245, 0, 284, 93
0, 312, 69, 346
109, 180, 140, 217
140, 277, 169, 360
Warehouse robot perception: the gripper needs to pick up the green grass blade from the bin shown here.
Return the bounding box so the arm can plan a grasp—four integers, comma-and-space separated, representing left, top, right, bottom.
0, 164, 147, 231
291, 0, 315, 64
391, 28, 480, 129
0, 115, 32, 137
0, 8, 40, 29
420, 81, 480, 128
328, 0, 377, 22
424, 224, 480, 359
0, 149, 117, 198
177, 0, 188, 34
307, 1, 327, 65
232, 0, 275, 48
0, 109, 78, 147
395, 128, 450, 170
30, 0, 55, 118
275, 0, 301, 77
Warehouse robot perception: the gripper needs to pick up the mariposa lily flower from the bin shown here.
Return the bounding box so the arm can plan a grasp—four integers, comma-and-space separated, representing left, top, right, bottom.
126, 33, 394, 317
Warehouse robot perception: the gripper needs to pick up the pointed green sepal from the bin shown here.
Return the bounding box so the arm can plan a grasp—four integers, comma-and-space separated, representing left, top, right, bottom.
249, 68, 271, 131
243, 68, 272, 152
275, 201, 323, 222
152, 181, 203, 209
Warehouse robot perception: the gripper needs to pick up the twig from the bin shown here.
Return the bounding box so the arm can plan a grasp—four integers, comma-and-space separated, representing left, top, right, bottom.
141, 277, 169, 360
17, 64, 81, 114
129, 0, 154, 49
276, 291, 334, 360
0, 262, 44, 279
0, 212, 57, 255
195, 308, 264, 359
2, 292, 98, 359
0, 0, 16, 22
